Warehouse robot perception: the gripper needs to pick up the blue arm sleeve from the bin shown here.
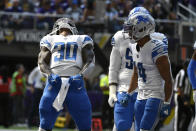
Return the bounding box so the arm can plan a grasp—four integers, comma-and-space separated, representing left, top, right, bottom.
187, 59, 196, 89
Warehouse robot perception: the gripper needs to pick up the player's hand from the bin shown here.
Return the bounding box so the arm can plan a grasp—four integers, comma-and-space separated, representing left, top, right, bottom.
108, 85, 117, 107
160, 102, 171, 118
48, 74, 62, 87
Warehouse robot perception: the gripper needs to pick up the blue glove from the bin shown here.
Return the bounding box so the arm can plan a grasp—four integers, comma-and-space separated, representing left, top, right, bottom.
160, 102, 171, 118
69, 74, 83, 87
48, 74, 62, 87
120, 93, 130, 106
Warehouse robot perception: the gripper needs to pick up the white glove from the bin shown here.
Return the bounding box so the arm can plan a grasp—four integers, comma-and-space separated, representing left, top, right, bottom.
108, 85, 117, 107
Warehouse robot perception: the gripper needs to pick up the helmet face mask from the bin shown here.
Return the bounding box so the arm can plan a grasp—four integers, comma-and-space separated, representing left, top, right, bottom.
50, 18, 78, 35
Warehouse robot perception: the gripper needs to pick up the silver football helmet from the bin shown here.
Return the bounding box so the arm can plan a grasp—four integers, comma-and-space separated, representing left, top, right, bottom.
128, 6, 150, 18
50, 18, 78, 35
123, 12, 155, 42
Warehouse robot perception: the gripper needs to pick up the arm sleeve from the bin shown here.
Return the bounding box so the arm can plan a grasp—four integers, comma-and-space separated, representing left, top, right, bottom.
82, 35, 94, 48
28, 67, 38, 85
187, 59, 196, 89
109, 45, 122, 84
40, 35, 52, 51
152, 41, 168, 63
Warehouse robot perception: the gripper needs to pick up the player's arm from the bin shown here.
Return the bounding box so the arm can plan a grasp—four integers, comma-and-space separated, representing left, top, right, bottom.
38, 46, 52, 76
128, 65, 138, 93
187, 50, 196, 89
81, 44, 94, 72
156, 56, 173, 102
108, 37, 121, 107
108, 45, 121, 86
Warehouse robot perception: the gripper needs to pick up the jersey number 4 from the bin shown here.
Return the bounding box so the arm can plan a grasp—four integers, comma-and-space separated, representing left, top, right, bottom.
54, 42, 78, 62
137, 63, 146, 82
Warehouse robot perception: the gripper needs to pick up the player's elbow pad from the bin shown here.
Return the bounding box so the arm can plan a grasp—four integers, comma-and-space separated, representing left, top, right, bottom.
187, 59, 196, 89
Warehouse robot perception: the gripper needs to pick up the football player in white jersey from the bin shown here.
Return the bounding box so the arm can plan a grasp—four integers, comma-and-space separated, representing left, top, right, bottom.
187, 41, 196, 131
108, 29, 137, 131
123, 10, 173, 131
108, 7, 150, 131
38, 18, 94, 131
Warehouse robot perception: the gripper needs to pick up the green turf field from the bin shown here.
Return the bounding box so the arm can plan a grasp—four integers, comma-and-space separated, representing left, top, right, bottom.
0, 126, 75, 131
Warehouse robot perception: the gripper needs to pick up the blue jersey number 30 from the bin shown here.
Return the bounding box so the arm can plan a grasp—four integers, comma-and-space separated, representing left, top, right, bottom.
54, 42, 78, 62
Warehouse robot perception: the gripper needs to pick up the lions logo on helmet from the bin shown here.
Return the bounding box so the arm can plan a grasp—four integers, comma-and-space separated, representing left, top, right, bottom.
123, 12, 155, 42
50, 18, 78, 35
128, 7, 150, 18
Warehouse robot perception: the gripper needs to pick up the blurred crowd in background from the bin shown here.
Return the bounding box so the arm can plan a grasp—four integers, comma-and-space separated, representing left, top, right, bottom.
0, 0, 195, 32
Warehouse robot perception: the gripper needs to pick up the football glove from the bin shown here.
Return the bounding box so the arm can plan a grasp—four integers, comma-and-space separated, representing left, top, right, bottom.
160, 102, 171, 118
108, 85, 117, 107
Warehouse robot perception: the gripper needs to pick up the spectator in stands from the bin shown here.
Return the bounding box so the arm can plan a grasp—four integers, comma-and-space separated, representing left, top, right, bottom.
118, 1, 133, 17
142, 0, 154, 14
66, 1, 82, 22
54, 5, 64, 14
152, 2, 168, 19
36, 0, 53, 29
10, 64, 26, 124
0, 0, 6, 10
188, 0, 196, 21
51, 0, 69, 12
99, 74, 113, 129
80, 0, 96, 22
104, 0, 120, 33
20, 0, 35, 28
0, 65, 11, 128
4, 0, 24, 29
5, 0, 22, 12
21, 0, 34, 12
27, 66, 46, 128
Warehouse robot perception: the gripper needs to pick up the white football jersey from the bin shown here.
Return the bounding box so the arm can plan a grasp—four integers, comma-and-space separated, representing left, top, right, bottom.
194, 41, 196, 49
40, 34, 93, 76
109, 30, 134, 92
131, 33, 168, 100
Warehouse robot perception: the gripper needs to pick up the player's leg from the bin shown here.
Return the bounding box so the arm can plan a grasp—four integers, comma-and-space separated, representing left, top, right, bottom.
65, 78, 91, 131
134, 99, 146, 131
38, 81, 62, 131
140, 98, 162, 131
114, 92, 134, 131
